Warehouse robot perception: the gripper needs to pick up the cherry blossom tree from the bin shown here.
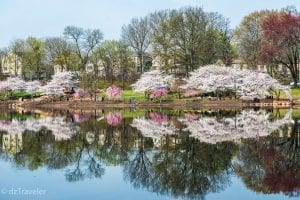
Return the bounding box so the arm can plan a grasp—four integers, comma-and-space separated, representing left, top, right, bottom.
41, 71, 77, 96
5, 77, 26, 91
74, 88, 90, 100
149, 88, 168, 99
184, 89, 199, 97
0, 81, 9, 92
131, 70, 175, 92
181, 65, 291, 100
106, 85, 123, 100
0, 78, 42, 94
25, 81, 42, 94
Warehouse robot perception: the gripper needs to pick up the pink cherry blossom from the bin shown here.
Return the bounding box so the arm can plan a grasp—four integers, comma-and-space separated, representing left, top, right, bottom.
184, 113, 199, 121
0, 82, 9, 91
106, 85, 123, 100
74, 89, 89, 99
184, 89, 199, 97
149, 112, 168, 124
150, 88, 168, 99
106, 112, 123, 126
73, 113, 90, 123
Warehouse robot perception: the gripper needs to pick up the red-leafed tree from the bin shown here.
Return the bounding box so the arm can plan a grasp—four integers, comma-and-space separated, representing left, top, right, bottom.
260, 11, 300, 87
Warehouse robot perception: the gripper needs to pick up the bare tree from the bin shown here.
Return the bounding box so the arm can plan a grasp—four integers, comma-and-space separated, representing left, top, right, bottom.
121, 17, 151, 74
63, 26, 103, 71
0, 48, 9, 77
45, 37, 77, 72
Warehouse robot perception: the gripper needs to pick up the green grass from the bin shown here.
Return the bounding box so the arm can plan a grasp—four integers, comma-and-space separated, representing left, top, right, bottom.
274, 109, 300, 119
0, 91, 41, 101
122, 108, 148, 118
291, 88, 300, 99
122, 90, 147, 102
11, 91, 32, 98
279, 88, 300, 99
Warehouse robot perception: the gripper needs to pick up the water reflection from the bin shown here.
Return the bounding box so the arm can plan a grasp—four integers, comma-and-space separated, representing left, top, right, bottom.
233, 122, 300, 197
0, 109, 299, 199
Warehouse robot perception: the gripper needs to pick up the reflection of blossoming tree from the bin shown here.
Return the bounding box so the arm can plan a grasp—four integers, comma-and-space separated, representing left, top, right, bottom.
0, 116, 78, 140
180, 110, 293, 144
184, 113, 199, 121
106, 112, 123, 126
131, 110, 292, 144
149, 112, 168, 124
131, 114, 177, 139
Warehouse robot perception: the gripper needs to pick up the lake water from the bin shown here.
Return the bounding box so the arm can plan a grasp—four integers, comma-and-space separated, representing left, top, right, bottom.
0, 108, 299, 200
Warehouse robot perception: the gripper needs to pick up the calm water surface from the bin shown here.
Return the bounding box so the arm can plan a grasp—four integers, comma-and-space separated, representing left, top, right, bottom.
0, 108, 299, 200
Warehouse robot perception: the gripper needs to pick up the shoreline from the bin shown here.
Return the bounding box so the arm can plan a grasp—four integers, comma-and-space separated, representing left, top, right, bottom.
0, 98, 293, 111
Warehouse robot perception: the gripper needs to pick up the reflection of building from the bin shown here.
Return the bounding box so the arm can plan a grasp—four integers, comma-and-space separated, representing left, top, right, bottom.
134, 136, 181, 149
98, 133, 105, 146
277, 124, 294, 138
113, 131, 121, 145
2, 133, 23, 154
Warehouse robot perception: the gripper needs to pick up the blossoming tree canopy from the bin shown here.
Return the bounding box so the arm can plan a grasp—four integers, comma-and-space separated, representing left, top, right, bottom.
106, 85, 122, 100
184, 89, 199, 97
0, 81, 10, 92
131, 70, 175, 92
74, 88, 90, 99
150, 88, 168, 99
5, 77, 26, 91
41, 71, 78, 96
181, 65, 291, 100
25, 81, 42, 93
0, 78, 42, 93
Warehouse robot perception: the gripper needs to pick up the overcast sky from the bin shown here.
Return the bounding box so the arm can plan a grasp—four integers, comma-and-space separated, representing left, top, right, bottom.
0, 0, 299, 47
